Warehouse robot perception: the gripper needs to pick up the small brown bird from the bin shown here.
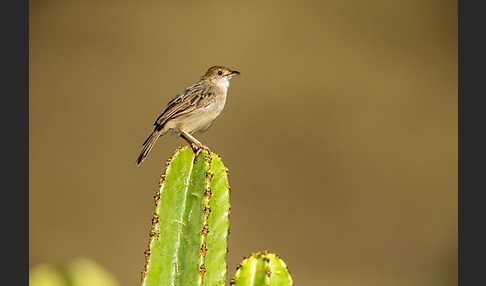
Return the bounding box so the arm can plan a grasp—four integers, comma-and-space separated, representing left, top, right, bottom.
136, 66, 240, 166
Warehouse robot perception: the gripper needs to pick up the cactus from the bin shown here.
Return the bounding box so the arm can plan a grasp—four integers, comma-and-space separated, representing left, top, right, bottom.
141, 146, 230, 286
230, 251, 293, 286
29, 258, 119, 286
140, 146, 293, 286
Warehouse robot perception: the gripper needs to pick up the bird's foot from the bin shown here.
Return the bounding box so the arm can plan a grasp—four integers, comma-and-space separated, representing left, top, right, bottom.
192, 143, 211, 157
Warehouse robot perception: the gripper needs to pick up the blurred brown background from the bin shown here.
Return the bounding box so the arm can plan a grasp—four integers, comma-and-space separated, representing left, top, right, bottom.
30, 0, 457, 285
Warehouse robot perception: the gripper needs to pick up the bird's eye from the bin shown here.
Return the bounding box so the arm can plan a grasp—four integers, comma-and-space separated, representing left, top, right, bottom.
217, 71, 223, 75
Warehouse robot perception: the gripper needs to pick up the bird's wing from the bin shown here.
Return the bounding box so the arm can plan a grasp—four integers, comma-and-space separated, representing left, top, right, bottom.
154, 82, 215, 128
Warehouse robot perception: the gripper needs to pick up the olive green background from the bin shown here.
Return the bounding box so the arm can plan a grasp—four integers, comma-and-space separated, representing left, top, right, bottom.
30, 0, 457, 285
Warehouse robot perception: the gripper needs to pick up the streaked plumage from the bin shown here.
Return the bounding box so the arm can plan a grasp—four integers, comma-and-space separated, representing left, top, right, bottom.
136, 66, 240, 166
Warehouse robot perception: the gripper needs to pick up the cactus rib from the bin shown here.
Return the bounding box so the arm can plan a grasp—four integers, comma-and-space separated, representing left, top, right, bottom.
203, 153, 231, 285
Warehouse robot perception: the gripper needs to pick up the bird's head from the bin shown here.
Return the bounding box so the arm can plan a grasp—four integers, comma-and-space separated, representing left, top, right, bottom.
201, 66, 240, 88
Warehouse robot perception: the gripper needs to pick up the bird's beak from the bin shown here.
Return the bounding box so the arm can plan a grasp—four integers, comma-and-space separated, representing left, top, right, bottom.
226, 70, 240, 78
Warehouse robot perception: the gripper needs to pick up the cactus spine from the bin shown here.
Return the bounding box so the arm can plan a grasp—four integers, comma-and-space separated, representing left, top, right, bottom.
141, 147, 230, 286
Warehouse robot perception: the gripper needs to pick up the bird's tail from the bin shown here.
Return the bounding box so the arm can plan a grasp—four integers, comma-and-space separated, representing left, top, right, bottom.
136, 130, 162, 166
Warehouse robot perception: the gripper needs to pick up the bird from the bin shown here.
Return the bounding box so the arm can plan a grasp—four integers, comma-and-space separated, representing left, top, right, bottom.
136, 65, 240, 166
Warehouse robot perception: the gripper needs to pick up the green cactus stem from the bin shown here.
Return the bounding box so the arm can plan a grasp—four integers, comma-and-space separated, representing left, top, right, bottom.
29, 258, 119, 286
230, 251, 293, 286
141, 146, 230, 286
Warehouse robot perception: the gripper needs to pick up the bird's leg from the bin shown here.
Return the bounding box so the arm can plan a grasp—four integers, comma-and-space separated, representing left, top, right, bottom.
180, 130, 202, 149
180, 130, 211, 155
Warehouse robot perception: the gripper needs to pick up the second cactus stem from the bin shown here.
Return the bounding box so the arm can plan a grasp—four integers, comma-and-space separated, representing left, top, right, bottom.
230, 251, 293, 286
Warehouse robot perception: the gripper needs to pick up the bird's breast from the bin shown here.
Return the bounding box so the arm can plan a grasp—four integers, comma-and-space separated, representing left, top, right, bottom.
212, 91, 227, 114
